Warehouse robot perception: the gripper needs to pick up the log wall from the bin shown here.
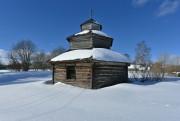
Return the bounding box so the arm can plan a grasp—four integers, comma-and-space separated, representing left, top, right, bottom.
54, 63, 92, 89
53, 61, 129, 89
93, 62, 128, 89
69, 34, 112, 50
70, 39, 93, 50
92, 38, 111, 49
81, 23, 101, 31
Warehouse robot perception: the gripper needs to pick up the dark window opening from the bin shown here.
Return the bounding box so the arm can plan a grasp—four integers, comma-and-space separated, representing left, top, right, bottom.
66, 66, 76, 79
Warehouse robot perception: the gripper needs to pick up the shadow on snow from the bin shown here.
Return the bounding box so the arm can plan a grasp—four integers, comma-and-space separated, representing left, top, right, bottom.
0, 71, 52, 86
129, 77, 180, 86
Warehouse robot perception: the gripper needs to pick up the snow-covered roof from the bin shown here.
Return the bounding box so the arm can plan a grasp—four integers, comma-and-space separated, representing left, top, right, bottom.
51, 48, 131, 63
75, 30, 109, 37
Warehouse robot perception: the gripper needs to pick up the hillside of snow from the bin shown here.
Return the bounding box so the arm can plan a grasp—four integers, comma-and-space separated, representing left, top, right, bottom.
0, 71, 180, 121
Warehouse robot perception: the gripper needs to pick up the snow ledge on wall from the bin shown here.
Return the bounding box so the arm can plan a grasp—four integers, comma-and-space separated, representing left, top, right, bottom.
51, 48, 131, 63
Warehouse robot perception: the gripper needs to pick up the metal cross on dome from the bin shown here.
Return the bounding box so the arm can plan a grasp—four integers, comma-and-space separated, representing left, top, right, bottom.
90, 9, 93, 19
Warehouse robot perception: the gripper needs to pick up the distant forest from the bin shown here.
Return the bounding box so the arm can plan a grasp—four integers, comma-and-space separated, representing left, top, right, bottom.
0, 39, 65, 71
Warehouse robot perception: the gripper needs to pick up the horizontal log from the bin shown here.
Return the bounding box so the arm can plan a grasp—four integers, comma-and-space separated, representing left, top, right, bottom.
76, 66, 91, 69
94, 69, 126, 72
55, 72, 66, 75
76, 79, 91, 82
76, 76, 91, 78
76, 71, 91, 74
94, 73, 123, 76
55, 76, 66, 78
76, 64, 92, 67
95, 62, 127, 66
76, 75, 91, 78
55, 74, 66, 77
94, 70, 126, 74
94, 66, 125, 70
55, 77, 66, 80
76, 69, 91, 72
94, 78, 126, 83
76, 76, 91, 80
55, 68, 66, 70
55, 71, 66, 73
94, 76, 120, 79
72, 40, 92, 43
55, 65, 66, 68
72, 43, 92, 45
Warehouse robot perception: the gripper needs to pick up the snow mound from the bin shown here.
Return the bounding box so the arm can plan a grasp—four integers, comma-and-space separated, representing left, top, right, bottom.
75, 30, 109, 37
51, 48, 131, 63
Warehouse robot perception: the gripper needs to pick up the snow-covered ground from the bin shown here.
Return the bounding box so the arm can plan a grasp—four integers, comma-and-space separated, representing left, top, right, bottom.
0, 71, 180, 121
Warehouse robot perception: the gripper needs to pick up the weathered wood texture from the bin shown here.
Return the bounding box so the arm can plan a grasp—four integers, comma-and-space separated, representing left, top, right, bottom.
81, 23, 101, 31
68, 34, 113, 50
92, 62, 128, 89
54, 63, 92, 89
92, 38, 111, 49
53, 61, 129, 89
70, 38, 93, 50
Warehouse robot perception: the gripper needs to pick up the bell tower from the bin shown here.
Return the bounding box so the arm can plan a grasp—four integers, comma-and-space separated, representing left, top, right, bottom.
67, 14, 113, 50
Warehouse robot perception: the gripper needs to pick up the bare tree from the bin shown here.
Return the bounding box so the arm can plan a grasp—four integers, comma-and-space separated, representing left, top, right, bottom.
45, 46, 66, 63
134, 41, 152, 68
157, 53, 169, 78
170, 55, 180, 72
8, 51, 21, 71
32, 51, 49, 71
132, 41, 152, 82
51, 46, 65, 59
151, 62, 165, 81
10, 40, 36, 71
175, 56, 180, 72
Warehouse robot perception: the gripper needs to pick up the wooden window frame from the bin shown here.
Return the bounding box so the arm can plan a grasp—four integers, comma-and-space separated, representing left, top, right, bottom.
66, 65, 76, 79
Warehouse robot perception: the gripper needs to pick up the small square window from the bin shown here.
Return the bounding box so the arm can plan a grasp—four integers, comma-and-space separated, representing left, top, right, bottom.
66, 66, 76, 79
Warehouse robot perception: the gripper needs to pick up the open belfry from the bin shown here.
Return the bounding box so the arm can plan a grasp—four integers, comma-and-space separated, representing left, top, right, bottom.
51, 15, 130, 89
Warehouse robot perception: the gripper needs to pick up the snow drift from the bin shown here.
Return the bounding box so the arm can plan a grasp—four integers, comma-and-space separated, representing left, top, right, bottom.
0, 71, 180, 121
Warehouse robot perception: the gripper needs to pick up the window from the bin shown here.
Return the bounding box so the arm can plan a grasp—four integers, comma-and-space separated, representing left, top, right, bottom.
66, 66, 76, 79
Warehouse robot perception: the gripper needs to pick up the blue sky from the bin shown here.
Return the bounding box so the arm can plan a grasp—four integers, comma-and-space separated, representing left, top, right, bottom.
0, 0, 180, 61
